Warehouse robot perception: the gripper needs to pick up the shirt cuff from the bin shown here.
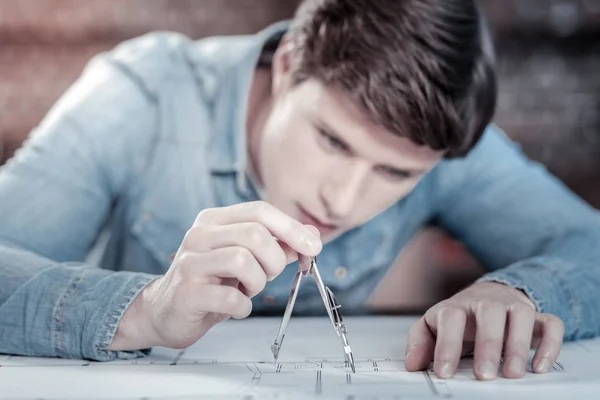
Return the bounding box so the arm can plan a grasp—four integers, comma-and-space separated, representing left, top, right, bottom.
57, 267, 158, 361
476, 256, 580, 340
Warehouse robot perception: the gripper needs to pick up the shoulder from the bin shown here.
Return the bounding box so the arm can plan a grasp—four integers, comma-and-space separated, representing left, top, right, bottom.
440, 124, 525, 171
52, 30, 244, 137
429, 124, 530, 196
95, 30, 259, 97
90, 31, 200, 97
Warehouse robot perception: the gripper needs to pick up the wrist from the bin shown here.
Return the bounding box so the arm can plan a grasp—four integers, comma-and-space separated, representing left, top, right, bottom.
107, 278, 162, 351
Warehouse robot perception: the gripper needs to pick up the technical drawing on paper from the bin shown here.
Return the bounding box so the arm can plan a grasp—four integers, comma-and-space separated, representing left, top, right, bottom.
1, 317, 599, 400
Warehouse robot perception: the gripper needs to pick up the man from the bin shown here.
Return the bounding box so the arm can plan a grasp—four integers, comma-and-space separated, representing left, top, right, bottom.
0, 0, 598, 382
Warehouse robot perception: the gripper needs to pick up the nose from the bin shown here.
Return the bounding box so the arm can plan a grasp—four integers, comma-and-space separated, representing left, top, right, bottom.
319, 160, 370, 220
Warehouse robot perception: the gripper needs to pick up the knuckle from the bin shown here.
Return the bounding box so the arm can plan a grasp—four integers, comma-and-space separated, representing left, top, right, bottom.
195, 207, 216, 224
437, 305, 464, 321
475, 299, 503, 314
197, 208, 213, 218
181, 226, 208, 249
231, 247, 254, 269
510, 301, 536, 317
542, 313, 565, 331
222, 289, 242, 310
475, 299, 490, 311
246, 223, 270, 247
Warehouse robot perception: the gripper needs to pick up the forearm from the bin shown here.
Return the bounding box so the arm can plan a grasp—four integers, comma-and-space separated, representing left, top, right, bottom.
0, 242, 157, 360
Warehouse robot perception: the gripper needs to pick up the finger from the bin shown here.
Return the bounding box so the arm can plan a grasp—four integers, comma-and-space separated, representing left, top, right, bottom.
473, 301, 507, 380
185, 223, 289, 280
194, 201, 322, 256
182, 247, 267, 298
294, 225, 321, 270
532, 314, 564, 374
305, 225, 321, 238
192, 284, 253, 319
404, 317, 436, 372
503, 302, 536, 379
432, 306, 467, 379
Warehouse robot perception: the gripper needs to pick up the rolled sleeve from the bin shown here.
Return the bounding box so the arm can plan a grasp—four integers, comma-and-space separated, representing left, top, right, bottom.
477, 257, 584, 340
0, 256, 158, 361
73, 269, 158, 361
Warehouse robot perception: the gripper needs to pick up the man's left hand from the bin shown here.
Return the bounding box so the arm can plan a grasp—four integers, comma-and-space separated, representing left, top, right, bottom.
404, 282, 564, 380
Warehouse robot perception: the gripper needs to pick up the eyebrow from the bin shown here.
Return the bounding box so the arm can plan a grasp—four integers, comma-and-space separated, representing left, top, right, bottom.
311, 116, 429, 176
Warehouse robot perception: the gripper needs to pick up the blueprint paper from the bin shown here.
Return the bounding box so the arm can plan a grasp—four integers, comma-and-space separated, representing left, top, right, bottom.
1, 316, 599, 399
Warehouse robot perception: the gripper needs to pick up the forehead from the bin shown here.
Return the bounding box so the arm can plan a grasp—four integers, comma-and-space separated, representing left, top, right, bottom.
292, 79, 444, 167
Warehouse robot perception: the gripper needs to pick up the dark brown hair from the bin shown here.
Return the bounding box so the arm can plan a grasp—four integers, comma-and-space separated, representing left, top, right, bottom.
285, 0, 497, 157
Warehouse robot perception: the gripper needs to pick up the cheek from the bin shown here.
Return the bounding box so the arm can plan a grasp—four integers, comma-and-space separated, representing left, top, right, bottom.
273, 112, 322, 170
261, 113, 315, 186
355, 180, 417, 221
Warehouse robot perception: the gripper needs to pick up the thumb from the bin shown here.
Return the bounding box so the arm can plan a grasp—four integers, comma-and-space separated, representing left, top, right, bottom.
280, 241, 299, 265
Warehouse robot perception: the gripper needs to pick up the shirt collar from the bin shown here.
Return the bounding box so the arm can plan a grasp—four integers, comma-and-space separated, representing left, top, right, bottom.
207, 20, 289, 198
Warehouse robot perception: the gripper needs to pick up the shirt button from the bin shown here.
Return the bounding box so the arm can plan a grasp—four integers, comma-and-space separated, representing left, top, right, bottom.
263, 295, 276, 305
335, 266, 348, 280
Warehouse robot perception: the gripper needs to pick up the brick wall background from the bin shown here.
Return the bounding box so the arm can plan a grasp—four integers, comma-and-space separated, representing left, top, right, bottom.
0, 0, 599, 311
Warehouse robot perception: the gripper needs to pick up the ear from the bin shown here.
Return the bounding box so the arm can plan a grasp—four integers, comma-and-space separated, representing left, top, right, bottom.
271, 36, 294, 98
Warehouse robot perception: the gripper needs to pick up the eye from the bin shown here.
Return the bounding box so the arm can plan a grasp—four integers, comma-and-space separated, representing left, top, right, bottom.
318, 128, 349, 153
375, 166, 412, 182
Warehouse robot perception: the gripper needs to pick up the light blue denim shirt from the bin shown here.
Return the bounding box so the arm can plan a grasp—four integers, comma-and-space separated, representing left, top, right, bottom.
1, 21, 600, 361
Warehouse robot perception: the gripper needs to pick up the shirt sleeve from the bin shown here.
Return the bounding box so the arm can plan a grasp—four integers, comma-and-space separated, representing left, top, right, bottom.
432, 124, 600, 341
0, 47, 161, 360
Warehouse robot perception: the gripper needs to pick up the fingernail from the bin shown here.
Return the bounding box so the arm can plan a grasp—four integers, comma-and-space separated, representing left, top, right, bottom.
535, 358, 550, 373
507, 357, 524, 376
439, 362, 453, 379
476, 361, 497, 380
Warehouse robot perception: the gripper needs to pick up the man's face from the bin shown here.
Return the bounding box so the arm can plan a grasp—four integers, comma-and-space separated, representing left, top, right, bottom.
255, 53, 443, 241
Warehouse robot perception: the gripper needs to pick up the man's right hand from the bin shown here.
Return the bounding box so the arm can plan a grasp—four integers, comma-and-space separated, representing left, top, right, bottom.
108, 201, 322, 351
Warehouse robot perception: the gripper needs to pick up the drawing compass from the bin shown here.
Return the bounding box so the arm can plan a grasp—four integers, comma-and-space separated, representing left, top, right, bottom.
270, 255, 356, 373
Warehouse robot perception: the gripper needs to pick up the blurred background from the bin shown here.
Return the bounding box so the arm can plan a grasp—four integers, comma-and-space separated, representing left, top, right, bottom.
0, 0, 599, 312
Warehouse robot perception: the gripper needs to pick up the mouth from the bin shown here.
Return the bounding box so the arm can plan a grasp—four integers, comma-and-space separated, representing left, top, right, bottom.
296, 204, 339, 236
